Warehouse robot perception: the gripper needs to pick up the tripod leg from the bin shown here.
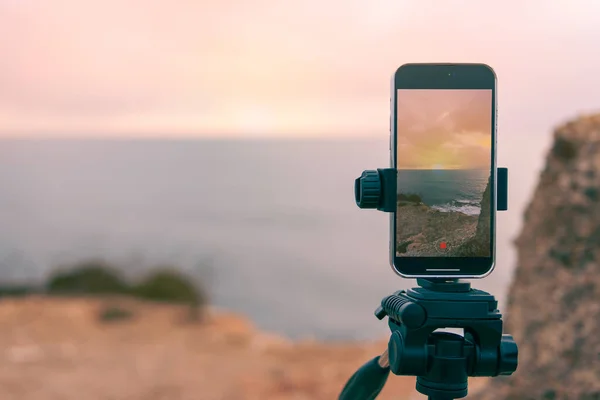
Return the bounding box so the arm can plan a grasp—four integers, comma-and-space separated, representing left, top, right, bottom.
339, 351, 391, 400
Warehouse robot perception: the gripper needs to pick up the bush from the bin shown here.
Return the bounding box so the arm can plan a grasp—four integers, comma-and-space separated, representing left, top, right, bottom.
0, 286, 37, 298
44, 261, 208, 323
98, 304, 135, 323
46, 260, 130, 295
397, 192, 423, 203
132, 269, 207, 307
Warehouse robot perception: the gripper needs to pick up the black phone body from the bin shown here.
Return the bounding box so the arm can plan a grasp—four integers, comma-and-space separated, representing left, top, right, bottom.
389, 63, 497, 279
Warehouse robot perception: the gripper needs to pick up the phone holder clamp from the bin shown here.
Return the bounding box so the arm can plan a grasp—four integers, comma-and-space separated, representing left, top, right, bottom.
355, 167, 509, 212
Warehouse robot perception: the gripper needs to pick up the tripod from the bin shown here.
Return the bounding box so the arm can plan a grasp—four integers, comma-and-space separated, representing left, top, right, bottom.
338, 278, 518, 399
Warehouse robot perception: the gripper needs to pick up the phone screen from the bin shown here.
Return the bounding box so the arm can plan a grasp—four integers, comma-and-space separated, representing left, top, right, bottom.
392, 64, 496, 277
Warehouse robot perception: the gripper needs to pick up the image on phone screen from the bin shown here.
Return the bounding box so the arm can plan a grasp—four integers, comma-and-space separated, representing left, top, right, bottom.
395, 89, 492, 258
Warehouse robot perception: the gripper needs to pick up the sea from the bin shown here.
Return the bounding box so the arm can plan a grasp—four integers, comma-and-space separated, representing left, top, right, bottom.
397, 169, 490, 216
0, 138, 547, 341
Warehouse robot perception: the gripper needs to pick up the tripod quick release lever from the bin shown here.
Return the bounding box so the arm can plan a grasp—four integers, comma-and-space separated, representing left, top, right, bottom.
375, 292, 427, 329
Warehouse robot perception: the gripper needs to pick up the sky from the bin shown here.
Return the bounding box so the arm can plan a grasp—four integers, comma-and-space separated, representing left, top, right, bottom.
1, 0, 600, 138
396, 89, 492, 169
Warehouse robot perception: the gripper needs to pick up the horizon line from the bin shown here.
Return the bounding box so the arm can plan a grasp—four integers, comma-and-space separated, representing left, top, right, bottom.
0, 129, 387, 139
0, 136, 388, 142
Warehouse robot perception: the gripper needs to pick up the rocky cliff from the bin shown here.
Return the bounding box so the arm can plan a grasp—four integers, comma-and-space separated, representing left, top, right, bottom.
477, 114, 600, 399
476, 176, 491, 245
454, 176, 492, 257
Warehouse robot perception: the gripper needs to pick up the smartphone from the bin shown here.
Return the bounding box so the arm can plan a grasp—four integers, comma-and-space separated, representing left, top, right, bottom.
389, 63, 497, 278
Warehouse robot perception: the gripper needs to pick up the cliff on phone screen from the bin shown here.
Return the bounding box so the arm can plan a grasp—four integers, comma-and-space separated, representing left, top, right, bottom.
395, 89, 493, 257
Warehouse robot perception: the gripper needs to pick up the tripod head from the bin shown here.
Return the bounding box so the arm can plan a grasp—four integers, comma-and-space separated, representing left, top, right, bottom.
338, 168, 518, 400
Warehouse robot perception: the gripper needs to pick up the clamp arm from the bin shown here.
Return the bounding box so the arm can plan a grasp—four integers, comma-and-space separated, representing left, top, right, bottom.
355, 167, 509, 212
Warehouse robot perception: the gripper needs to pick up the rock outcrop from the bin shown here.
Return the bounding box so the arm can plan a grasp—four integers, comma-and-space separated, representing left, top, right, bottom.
477, 114, 600, 399
454, 177, 492, 257
476, 176, 491, 245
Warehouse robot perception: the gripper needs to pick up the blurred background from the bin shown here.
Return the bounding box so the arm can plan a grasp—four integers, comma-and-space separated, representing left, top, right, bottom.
1, 0, 599, 399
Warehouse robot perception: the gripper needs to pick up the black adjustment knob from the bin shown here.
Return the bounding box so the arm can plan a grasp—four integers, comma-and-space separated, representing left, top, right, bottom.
355, 170, 382, 209
498, 335, 519, 375
387, 331, 405, 375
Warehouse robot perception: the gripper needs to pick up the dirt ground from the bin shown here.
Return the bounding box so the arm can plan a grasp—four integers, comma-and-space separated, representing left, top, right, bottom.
0, 296, 490, 399
396, 203, 478, 257
0, 296, 417, 399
